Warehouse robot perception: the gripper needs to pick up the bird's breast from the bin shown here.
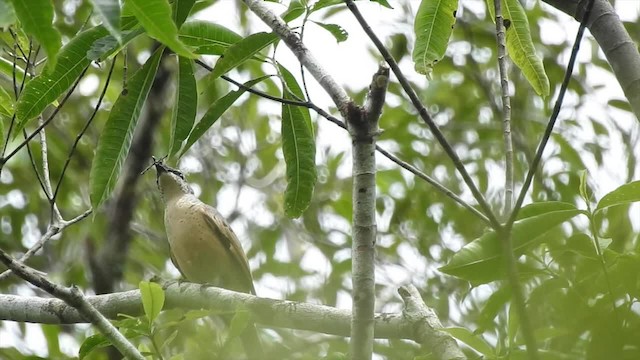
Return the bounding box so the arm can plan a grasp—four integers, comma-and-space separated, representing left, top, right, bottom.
163, 196, 232, 284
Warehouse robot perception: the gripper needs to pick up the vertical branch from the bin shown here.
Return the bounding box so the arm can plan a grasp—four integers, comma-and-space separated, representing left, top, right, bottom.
493, 1, 514, 216
348, 65, 389, 360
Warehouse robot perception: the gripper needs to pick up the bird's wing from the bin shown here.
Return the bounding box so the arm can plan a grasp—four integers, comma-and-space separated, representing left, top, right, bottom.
170, 252, 187, 279
200, 204, 257, 295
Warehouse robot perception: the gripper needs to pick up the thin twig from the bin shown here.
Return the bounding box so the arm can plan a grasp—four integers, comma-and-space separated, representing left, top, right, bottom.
195, 60, 491, 225
0, 66, 90, 165
0, 246, 143, 360
53, 57, 117, 204
507, 0, 595, 227
343, 0, 501, 230
0, 209, 92, 282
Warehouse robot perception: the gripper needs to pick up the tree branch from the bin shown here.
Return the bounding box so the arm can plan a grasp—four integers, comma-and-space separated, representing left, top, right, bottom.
0, 282, 462, 355
0, 248, 143, 360
543, 0, 640, 121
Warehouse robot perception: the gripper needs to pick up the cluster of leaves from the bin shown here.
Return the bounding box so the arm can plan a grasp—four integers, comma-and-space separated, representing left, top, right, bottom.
0, 0, 638, 359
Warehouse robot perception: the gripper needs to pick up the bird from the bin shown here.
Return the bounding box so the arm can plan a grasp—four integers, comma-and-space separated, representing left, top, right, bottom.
153, 160, 261, 358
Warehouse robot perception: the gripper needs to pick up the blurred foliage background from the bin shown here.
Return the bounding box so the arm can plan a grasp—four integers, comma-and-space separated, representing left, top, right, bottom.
0, 0, 639, 359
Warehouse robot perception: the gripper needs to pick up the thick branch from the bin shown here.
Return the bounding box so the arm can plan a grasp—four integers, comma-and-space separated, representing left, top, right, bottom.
0, 282, 460, 352
347, 65, 389, 360
0, 249, 143, 360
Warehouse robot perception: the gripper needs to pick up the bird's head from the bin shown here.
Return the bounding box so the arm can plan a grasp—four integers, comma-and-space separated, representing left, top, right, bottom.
153, 160, 194, 201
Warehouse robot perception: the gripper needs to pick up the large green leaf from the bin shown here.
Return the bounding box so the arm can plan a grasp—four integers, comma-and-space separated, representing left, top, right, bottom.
90, 0, 121, 43
279, 65, 316, 218
178, 21, 242, 55
15, 26, 109, 129
208, 32, 277, 80
169, 56, 197, 157
9, 0, 61, 70
412, 0, 458, 77
596, 180, 640, 213
439, 203, 583, 284
127, 0, 195, 58
139, 281, 165, 325
180, 76, 269, 157
90, 48, 163, 210
487, 0, 550, 96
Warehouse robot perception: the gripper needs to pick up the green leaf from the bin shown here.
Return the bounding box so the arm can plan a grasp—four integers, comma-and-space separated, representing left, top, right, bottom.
90, 0, 121, 43
487, 0, 550, 96
15, 25, 110, 129
312, 22, 348, 43
595, 180, 640, 213
282, 0, 306, 23
209, 32, 277, 80
371, 0, 393, 9
0, 85, 13, 118
441, 327, 494, 356
516, 201, 578, 220
139, 281, 165, 325
173, 0, 196, 28
0, 57, 26, 85
169, 56, 197, 157
127, 0, 196, 58
78, 334, 110, 359
227, 306, 251, 339
439, 204, 583, 284
87, 28, 145, 61
412, 0, 458, 77
9, 0, 61, 70
90, 48, 163, 209
310, 0, 342, 13
180, 76, 269, 156
178, 20, 242, 55
279, 65, 316, 218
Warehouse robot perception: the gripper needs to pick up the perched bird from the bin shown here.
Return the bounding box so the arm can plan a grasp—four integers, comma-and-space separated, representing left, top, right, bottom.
153, 160, 261, 358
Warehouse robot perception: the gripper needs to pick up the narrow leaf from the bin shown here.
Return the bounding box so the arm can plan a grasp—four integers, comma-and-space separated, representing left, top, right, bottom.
87, 28, 145, 61
279, 66, 316, 218
15, 26, 110, 129
139, 281, 165, 324
169, 56, 197, 157
209, 32, 277, 80
90, 0, 121, 43
439, 205, 583, 284
9, 0, 61, 69
412, 0, 458, 77
0, 85, 13, 118
487, 0, 550, 96
180, 76, 269, 156
174, 0, 196, 28
127, 0, 195, 58
596, 180, 640, 212
90, 48, 163, 209
178, 20, 242, 55
0, 57, 26, 85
